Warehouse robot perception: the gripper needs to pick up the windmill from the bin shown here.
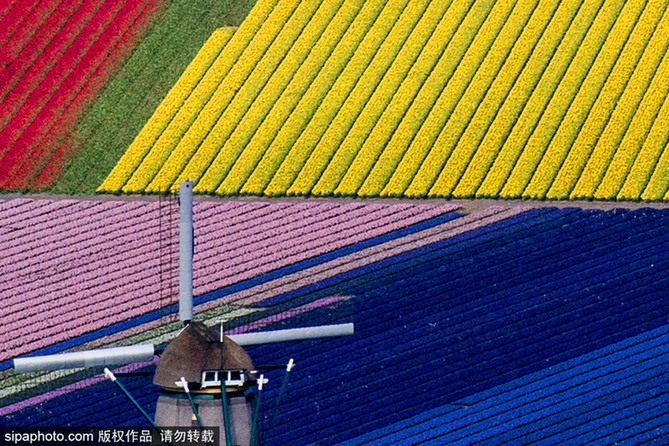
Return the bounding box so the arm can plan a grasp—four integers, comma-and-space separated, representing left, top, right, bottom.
12, 181, 354, 446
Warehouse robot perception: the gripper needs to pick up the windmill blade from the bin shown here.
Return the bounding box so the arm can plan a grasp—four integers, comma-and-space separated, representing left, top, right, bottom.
228, 323, 354, 346
179, 180, 194, 324
13, 344, 155, 373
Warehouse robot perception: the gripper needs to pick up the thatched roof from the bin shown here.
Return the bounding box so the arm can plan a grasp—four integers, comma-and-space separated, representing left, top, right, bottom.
153, 322, 254, 390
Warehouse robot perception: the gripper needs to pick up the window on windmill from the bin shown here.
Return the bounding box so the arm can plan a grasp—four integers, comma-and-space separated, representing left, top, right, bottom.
201, 371, 220, 388
226, 371, 244, 387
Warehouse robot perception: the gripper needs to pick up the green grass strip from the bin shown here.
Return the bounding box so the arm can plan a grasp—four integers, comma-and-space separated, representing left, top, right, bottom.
97, 27, 234, 193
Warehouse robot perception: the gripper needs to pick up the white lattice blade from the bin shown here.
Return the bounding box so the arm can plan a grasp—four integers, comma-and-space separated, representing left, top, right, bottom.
179, 180, 194, 323
13, 344, 155, 373
229, 323, 354, 346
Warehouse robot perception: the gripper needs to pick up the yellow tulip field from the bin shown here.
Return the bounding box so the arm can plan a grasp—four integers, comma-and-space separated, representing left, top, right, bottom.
99, 0, 669, 201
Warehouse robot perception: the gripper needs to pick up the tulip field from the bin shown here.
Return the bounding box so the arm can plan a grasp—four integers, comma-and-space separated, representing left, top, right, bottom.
98, 0, 669, 201
2, 0, 669, 441
2, 202, 668, 445
0, 197, 458, 363
0, 195, 462, 429
0, 0, 166, 190
0, 0, 255, 193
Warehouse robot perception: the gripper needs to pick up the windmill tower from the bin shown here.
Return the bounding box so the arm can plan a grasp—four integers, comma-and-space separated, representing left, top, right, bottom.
153, 321, 256, 445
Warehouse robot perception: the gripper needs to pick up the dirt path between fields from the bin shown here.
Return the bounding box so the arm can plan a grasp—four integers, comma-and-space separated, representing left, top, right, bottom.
1, 192, 667, 213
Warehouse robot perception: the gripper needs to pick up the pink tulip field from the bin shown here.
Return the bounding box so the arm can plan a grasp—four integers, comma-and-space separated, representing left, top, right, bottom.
0, 197, 459, 362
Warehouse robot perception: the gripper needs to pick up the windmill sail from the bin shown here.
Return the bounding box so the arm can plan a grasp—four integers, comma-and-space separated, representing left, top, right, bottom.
13, 344, 155, 373
179, 179, 193, 324
229, 323, 354, 346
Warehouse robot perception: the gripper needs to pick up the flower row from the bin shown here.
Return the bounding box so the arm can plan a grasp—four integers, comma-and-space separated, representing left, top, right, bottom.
392, 0, 527, 199
519, 0, 644, 200
0, 0, 95, 127
347, 0, 500, 199
624, 90, 669, 201
261, 0, 389, 197
178, 0, 328, 195
231, 0, 355, 196
381, 0, 499, 200
448, 0, 560, 198
291, 0, 466, 197
468, 0, 591, 199
102, 0, 282, 193
30, 4, 156, 190
595, 31, 669, 200
313, 2, 440, 198
222, 0, 401, 197
141, 0, 300, 193
487, 0, 604, 200
548, 1, 669, 200
229, 0, 418, 197
0, 2, 37, 59
508, 0, 630, 200
0, 0, 126, 185
569, 4, 669, 200
215, 0, 370, 196
312, 0, 435, 198
341, 0, 454, 198
1, 196, 458, 360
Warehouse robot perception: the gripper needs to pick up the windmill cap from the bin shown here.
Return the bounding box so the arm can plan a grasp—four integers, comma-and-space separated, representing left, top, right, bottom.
153, 322, 254, 391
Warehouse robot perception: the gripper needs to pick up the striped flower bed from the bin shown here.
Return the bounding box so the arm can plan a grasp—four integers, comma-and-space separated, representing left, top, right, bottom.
0, 197, 459, 363
0, 0, 167, 190
349, 324, 669, 444
109, 0, 285, 193
98, 0, 669, 202
49, 0, 253, 195
2, 206, 667, 446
